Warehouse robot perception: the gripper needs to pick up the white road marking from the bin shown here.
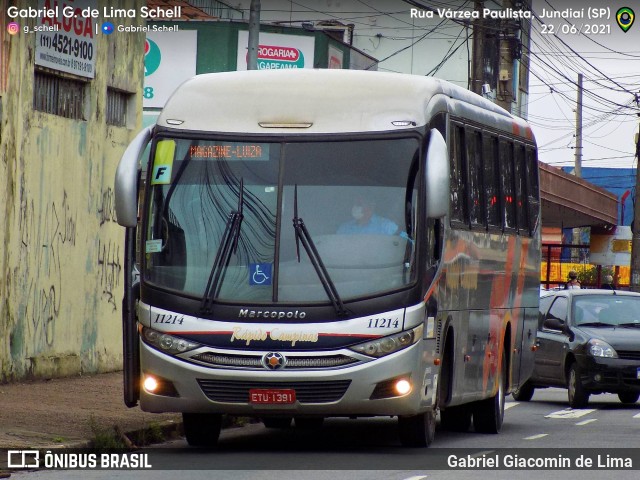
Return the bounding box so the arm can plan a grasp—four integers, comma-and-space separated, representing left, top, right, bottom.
575, 418, 598, 426
504, 402, 519, 410
634, 412, 640, 419
524, 433, 549, 440
545, 408, 595, 419
403, 476, 428, 480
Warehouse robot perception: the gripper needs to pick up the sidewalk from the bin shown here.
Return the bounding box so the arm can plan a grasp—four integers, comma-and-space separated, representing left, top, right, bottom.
0, 372, 181, 450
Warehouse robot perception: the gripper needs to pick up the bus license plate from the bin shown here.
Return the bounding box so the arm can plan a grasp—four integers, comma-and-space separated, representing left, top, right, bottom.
249, 389, 296, 404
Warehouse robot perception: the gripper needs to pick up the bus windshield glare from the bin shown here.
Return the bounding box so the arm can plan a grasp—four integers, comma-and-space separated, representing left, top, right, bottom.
144, 137, 419, 305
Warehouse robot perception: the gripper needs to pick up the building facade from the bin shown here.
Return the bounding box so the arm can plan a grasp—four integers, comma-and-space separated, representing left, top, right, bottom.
0, 0, 145, 381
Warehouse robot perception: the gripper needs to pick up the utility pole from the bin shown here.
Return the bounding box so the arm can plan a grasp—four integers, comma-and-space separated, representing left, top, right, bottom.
247, 0, 261, 70
574, 73, 583, 177
496, 0, 514, 112
471, 0, 485, 95
630, 93, 640, 292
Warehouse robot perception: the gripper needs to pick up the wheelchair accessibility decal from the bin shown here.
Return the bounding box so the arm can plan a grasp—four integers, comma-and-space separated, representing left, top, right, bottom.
249, 263, 272, 286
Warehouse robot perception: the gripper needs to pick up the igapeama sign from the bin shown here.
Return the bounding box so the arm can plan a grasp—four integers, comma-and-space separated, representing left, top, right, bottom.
236, 31, 315, 70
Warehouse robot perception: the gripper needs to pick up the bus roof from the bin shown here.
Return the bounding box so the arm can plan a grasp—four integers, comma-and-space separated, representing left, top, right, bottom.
157, 69, 531, 136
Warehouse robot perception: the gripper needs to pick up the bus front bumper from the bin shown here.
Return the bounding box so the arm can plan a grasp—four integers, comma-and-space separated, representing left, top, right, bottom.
138, 340, 437, 417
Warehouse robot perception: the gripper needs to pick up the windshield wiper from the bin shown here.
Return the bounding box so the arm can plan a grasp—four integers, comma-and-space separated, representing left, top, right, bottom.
618, 322, 640, 328
200, 179, 244, 313
292, 185, 348, 317
577, 322, 613, 327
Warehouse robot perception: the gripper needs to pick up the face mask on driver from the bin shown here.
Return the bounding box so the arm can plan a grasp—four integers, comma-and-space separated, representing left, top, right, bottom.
351, 206, 365, 220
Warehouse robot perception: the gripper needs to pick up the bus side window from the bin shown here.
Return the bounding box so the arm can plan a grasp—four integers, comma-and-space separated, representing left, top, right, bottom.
483, 134, 501, 230
499, 139, 516, 231
466, 128, 485, 229
449, 124, 468, 226
525, 147, 540, 233
514, 143, 529, 236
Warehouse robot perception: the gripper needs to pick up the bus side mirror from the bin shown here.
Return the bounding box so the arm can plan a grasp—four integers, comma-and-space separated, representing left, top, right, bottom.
115, 126, 153, 227
425, 128, 449, 219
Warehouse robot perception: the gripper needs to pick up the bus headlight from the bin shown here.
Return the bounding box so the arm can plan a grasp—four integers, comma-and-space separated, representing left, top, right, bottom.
140, 326, 200, 355
349, 324, 423, 358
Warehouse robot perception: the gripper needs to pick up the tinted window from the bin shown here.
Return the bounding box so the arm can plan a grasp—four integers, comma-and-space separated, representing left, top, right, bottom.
466, 128, 484, 227
450, 124, 467, 224
546, 297, 568, 327
525, 147, 540, 233
538, 295, 554, 328
483, 135, 501, 228
514, 144, 529, 235
499, 140, 516, 230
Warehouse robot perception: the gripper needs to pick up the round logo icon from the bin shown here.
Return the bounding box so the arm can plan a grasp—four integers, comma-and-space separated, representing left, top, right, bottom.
262, 352, 286, 370
144, 38, 162, 76
102, 22, 115, 35
7, 22, 20, 36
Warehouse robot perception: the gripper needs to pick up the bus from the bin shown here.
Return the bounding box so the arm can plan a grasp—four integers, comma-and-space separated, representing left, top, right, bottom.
114, 69, 540, 448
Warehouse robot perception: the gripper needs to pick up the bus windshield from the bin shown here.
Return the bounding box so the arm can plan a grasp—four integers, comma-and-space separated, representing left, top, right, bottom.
144, 136, 419, 305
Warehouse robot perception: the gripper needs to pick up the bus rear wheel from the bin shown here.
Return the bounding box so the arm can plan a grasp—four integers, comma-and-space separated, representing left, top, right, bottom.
183, 413, 222, 447
398, 410, 435, 447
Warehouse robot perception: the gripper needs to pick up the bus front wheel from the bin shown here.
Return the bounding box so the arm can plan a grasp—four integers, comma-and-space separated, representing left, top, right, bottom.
398, 410, 436, 447
183, 413, 222, 447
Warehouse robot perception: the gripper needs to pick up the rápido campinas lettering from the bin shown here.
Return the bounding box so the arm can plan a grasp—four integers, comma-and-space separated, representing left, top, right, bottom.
230, 326, 318, 346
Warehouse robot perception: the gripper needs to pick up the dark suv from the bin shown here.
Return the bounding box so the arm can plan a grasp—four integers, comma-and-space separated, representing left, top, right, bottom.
513, 289, 640, 408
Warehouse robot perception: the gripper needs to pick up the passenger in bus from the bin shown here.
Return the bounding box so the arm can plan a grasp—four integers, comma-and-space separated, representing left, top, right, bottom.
601, 275, 615, 290
564, 270, 581, 290
337, 197, 400, 236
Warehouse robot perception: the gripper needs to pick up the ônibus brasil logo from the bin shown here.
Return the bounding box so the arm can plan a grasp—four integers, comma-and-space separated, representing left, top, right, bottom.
250, 44, 305, 69
144, 38, 162, 76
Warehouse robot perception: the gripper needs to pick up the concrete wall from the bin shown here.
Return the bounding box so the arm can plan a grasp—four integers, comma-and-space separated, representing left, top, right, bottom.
0, 0, 145, 381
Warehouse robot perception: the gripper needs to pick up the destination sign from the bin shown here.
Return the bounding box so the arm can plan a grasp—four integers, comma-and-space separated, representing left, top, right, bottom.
189, 143, 270, 161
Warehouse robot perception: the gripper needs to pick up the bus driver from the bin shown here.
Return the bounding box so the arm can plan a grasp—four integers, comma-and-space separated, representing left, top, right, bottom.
337, 197, 400, 236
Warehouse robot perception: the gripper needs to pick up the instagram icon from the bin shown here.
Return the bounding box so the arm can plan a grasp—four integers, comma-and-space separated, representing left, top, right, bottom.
7, 22, 20, 35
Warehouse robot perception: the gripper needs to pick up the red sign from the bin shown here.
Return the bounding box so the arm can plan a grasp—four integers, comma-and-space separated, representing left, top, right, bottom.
249, 388, 296, 404
257, 45, 300, 62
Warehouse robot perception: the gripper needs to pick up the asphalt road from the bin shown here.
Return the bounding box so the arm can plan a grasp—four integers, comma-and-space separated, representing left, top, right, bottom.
12, 388, 640, 480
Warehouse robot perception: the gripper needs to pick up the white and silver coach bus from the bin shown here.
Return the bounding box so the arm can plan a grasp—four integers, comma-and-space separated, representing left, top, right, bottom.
115, 69, 541, 447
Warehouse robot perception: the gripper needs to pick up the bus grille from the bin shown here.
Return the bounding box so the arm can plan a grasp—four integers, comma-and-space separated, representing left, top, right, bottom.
190, 352, 359, 369
197, 379, 352, 404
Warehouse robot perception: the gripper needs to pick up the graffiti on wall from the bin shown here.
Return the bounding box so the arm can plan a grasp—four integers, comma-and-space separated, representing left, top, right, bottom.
97, 186, 118, 226
19, 190, 77, 350
97, 239, 122, 312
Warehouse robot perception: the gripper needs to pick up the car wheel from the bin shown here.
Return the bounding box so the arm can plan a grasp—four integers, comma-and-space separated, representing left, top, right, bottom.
182, 413, 222, 447
398, 409, 436, 447
567, 363, 590, 409
512, 381, 535, 402
618, 392, 640, 404
440, 404, 472, 432
473, 350, 506, 434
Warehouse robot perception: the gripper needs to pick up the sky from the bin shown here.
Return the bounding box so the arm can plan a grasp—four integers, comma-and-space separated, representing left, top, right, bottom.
528, 0, 640, 171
